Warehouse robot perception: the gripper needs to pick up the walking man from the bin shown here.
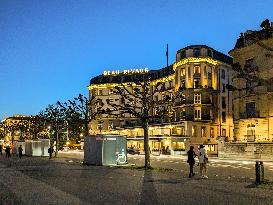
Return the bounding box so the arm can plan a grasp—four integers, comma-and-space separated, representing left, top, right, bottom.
48, 144, 53, 159
187, 146, 197, 178
5, 145, 11, 158
198, 145, 208, 179
18, 145, 23, 159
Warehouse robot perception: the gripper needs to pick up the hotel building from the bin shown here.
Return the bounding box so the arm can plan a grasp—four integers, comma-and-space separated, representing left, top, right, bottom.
89, 45, 233, 155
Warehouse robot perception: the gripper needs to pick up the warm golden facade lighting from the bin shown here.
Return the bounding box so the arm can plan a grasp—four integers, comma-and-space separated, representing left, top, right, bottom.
173, 57, 220, 71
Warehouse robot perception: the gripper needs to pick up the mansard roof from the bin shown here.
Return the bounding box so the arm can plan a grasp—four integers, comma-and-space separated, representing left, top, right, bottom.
177, 45, 232, 65
89, 65, 174, 85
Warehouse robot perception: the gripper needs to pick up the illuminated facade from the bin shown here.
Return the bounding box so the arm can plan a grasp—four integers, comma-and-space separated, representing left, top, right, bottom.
229, 20, 273, 142
0, 115, 44, 142
89, 45, 233, 154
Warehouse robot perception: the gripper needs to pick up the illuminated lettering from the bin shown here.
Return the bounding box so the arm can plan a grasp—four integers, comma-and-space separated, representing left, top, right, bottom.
103, 68, 149, 75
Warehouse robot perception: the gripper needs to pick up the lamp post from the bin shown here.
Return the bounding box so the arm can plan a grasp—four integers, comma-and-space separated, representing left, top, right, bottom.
66, 121, 69, 144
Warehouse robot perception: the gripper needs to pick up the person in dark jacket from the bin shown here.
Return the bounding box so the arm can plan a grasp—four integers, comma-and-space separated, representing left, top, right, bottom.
48, 145, 53, 159
5, 145, 11, 158
18, 145, 23, 159
187, 146, 197, 178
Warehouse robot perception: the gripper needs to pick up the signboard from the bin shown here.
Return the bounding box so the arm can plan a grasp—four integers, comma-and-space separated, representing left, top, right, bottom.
103, 68, 149, 76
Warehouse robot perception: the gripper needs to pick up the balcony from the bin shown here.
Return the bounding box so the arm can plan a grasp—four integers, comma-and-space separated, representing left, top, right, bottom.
121, 120, 142, 128
174, 99, 186, 106
239, 111, 260, 119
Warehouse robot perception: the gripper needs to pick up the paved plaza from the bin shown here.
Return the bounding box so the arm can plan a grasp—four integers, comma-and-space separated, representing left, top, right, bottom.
0, 152, 273, 205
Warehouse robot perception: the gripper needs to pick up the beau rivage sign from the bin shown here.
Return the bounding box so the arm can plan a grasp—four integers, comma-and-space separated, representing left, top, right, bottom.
103, 68, 149, 76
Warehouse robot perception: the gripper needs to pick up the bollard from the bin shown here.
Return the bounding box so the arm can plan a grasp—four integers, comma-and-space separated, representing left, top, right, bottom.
255, 161, 264, 183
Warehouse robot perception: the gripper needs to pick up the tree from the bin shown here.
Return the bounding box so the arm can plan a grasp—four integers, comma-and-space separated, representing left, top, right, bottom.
102, 78, 183, 168
39, 103, 66, 156
58, 94, 103, 138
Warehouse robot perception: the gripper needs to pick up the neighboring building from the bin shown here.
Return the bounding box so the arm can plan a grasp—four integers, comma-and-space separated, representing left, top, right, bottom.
89, 45, 233, 154
229, 19, 273, 142
0, 115, 45, 142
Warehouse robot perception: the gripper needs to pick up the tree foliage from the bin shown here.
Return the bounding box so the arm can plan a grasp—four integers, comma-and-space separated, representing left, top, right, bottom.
101, 78, 183, 168
0, 116, 47, 142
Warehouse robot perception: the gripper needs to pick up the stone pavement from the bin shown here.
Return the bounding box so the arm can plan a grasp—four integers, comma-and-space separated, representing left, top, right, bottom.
0, 154, 273, 205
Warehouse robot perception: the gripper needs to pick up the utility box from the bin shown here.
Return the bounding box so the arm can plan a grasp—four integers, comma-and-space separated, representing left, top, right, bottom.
40, 139, 50, 157
25, 140, 50, 156
84, 135, 127, 165
25, 141, 42, 156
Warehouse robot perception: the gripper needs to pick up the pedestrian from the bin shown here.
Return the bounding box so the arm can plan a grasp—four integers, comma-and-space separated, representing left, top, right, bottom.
48, 145, 53, 159
5, 145, 11, 158
0, 144, 2, 155
166, 146, 169, 154
187, 146, 197, 178
162, 146, 166, 155
18, 145, 23, 159
198, 144, 208, 179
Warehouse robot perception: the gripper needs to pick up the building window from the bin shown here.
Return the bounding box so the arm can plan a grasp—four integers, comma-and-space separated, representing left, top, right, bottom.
246, 102, 256, 117
194, 94, 201, 104
181, 68, 186, 76
201, 127, 206, 137
119, 98, 125, 104
98, 89, 103, 95
109, 88, 114, 95
210, 127, 214, 138
208, 49, 212, 57
108, 121, 113, 129
244, 58, 257, 72
221, 69, 226, 80
222, 84, 226, 93
194, 66, 200, 74
154, 108, 158, 115
222, 97, 226, 109
180, 50, 186, 59
188, 67, 191, 78
222, 112, 226, 122
193, 48, 200, 57
108, 97, 114, 103
246, 80, 254, 93
194, 78, 201, 88
222, 128, 226, 137
180, 109, 186, 118
194, 108, 201, 120
169, 81, 173, 88
192, 125, 197, 137
247, 124, 256, 137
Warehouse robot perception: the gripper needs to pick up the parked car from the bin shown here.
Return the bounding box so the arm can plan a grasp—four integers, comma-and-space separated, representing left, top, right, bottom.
61, 146, 69, 152
127, 147, 140, 155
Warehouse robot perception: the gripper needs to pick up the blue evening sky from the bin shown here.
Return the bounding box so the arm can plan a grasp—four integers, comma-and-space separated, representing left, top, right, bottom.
1, 0, 273, 120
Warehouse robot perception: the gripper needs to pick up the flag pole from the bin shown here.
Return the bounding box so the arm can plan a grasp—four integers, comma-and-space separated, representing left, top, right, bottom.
166, 44, 169, 67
